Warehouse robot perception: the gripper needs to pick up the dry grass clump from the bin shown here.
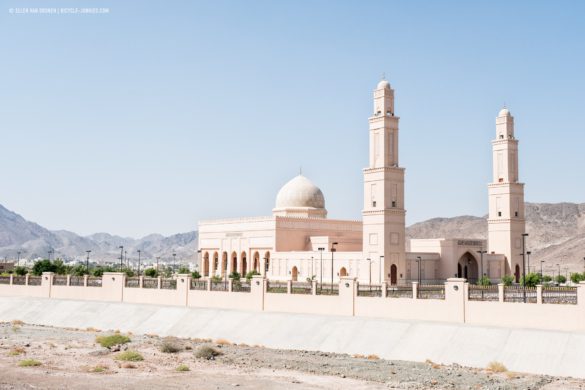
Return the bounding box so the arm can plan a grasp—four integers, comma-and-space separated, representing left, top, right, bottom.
11, 320, 24, 326
89, 365, 107, 373
18, 359, 41, 367
8, 347, 26, 356
367, 354, 380, 360
487, 361, 508, 373
121, 362, 137, 369
86, 327, 100, 332
425, 359, 441, 369
115, 351, 144, 362
160, 338, 182, 353
176, 364, 190, 372
215, 338, 231, 346
96, 334, 131, 349
353, 354, 365, 359
194, 345, 222, 360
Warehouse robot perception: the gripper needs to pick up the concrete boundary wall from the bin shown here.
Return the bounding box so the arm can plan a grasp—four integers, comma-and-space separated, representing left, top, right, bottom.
0, 296, 584, 379
0, 273, 584, 333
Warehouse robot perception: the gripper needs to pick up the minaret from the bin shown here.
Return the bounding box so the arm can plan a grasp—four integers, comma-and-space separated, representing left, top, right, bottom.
487, 108, 526, 280
362, 79, 406, 284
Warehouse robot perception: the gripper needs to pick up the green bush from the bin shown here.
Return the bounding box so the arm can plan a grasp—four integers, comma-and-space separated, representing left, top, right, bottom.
555, 275, 567, 284
18, 359, 41, 367
96, 334, 131, 349
14, 266, 28, 276
194, 345, 222, 360
570, 272, 585, 284
520, 272, 541, 287
211, 275, 222, 283
144, 268, 157, 278
245, 270, 260, 281
477, 276, 491, 286
176, 364, 190, 372
191, 271, 201, 279
177, 266, 190, 274
115, 351, 143, 362
229, 272, 241, 280
501, 275, 514, 286
542, 275, 553, 283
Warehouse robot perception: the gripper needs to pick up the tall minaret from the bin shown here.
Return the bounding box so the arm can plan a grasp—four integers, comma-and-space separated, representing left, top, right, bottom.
487, 108, 526, 280
362, 79, 406, 283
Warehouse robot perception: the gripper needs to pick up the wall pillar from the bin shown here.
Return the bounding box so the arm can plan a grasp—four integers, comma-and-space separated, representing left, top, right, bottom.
83, 275, 88, 287
286, 280, 292, 294
339, 277, 356, 316
25, 274, 30, 285
157, 276, 162, 289
177, 274, 190, 306
102, 272, 125, 302
498, 283, 505, 302
412, 282, 418, 299
41, 272, 53, 298
251, 275, 265, 311
536, 284, 543, 304
66, 275, 71, 286
311, 280, 317, 295
139, 276, 144, 288
381, 281, 388, 298
445, 278, 466, 323
9, 274, 13, 285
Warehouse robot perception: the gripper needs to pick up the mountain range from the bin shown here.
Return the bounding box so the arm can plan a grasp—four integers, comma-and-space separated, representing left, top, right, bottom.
1, 202, 584, 273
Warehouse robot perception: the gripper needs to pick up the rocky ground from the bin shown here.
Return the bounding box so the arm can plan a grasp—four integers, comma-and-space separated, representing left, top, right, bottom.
0, 322, 583, 390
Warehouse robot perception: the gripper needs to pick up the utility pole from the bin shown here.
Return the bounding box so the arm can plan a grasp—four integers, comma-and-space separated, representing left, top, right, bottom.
416, 256, 422, 285
156, 256, 160, 273
330, 242, 338, 293
172, 252, 177, 274
17, 251, 21, 267
85, 250, 91, 274
521, 233, 529, 303
119, 246, 124, 272
379, 255, 384, 284
137, 250, 141, 275
318, 247, 324, 288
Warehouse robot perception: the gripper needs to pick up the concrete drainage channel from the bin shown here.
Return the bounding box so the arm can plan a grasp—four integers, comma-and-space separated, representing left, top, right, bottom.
0, 296, 583, 379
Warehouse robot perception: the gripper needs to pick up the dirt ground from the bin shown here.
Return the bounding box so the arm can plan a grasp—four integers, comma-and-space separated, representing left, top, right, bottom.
0, 322, 584, 390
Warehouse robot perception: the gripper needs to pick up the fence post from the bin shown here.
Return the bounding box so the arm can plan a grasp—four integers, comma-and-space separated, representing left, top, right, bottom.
381, 281, 388, 298
177, 274, 190, 306
578, 282, 585, 306
228, 279, 233, 292
537, 284, 543, 304
25, 274, 29, 286
286, 280, 292, 294
251, 275, 265, 311
139, 276, 144, 289
339, 277, 356, 316
498, 283, 505, 302
84, 275, 88, 287
412, 282, 418, 299
41, 272, 53, 298
312, 280, 317, 295
9, 274, 13, 285
157, 276, 162, 289
206, 278, 212, 291
66, 275, 71, 286
445, 278, 466, 323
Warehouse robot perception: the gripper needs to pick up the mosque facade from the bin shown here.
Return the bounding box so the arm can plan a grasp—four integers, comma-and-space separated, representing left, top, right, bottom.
198, 80, 524, 285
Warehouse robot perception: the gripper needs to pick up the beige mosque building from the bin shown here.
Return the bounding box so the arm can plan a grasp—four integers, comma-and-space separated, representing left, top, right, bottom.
198, 79, 526, 285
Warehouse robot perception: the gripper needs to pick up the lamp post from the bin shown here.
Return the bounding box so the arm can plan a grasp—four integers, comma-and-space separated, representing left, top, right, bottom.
521, 233, 529, 303
48, 249, 54, 261
582, 257, 585, 274
557, 263, 561, 283
540, 260, 545, 280
526, 251, 532, 275
119, 246, 124, 272
477, 250, 487, 281
156, 256, 160, 273
310, 256, 314, 279
416, 256, 422, 285
197, 249, 202, 274
330, 242, 338, 293
366, 258, 372, 289
17, 251, 21, 267
85, 250, 91, 275
172, 252, 177, 274
125, 250, 128, 269
318, 247, 324, 288
137, 250, 141, 275
379, 255, 384, 284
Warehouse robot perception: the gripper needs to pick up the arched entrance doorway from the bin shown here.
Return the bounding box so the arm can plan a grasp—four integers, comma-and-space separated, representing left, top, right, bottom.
457, 252, 479, 283
515, 264, 520, 283
253, 251, 260, 272
241, 252, 247, 275
264, 251, 270, 274
212, 252, 219, 276
390, 264, 397, 285
221, 252, 228, 278
231, 252, 237, 274
339, 267, 347, 277
291, 266, 298, 281
203, 252, 209, 276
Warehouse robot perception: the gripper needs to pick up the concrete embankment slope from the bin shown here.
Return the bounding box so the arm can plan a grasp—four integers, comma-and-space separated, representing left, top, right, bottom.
0, 296, 583, 379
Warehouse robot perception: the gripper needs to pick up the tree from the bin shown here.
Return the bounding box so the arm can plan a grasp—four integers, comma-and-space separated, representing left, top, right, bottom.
542, 275, 553, 283
191, 271, 201, 279
14, 266, 28, 276
32, 259, 57, 276
555, 275, 567, 284
144, 268, 157, 278
570, 272, 585, 284
177, 266, 190, 274
520, 272, 541, 288
501, 275, 514, 286
229, 272, 241, 280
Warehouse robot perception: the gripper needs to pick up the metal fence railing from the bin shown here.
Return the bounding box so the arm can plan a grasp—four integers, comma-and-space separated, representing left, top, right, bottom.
316, 283, 339, 296
266, 281, 287, 293
291, 282, 312, 295
143, 278, 158, 289
27, 276, 42, 286
125, 278, 140, 288
211, 280, 229, 292
417, 284, 445, 300
357, 284, 382, 297
468, 285, 499, 301
232, 280, 251, 293
87, 277, 102, 287
12, 276, 26, 285
0, 276, 9, 285
504, 285, 537, 303
53, 276, 67, 286
386, 285, 413, 298
69, 276, 84, 286
161, 279, 177, 290
542, 286, 577, 305
190, 279, 206, 290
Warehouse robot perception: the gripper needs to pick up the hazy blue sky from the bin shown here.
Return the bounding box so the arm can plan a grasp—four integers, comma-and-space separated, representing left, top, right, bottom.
1, 1, 584, 237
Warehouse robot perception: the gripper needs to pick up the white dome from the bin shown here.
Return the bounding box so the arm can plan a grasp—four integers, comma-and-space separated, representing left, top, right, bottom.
275, 175, 325, 209
377, 79, 390, 90
499, 108, 511, 117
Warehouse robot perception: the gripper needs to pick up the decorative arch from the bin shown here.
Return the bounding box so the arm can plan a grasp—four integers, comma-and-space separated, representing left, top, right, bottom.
231, 251, 238, 274
241, 251, 247, 275
291, 266, 298, 281
515, 264, 520, 283
221, 252, 228, 278
212, 252, 219, 275
253, 251, 260, 272
339, 267, 347, 277
390, 264, 397, 285
264, 251, 271, 274
203, 252, 210, 276
457, 252, 479, 282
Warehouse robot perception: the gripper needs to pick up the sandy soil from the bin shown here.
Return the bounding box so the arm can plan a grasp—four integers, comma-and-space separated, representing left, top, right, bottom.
0, 322, 583, 390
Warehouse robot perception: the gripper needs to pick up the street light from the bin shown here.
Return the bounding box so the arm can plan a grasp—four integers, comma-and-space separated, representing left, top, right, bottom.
310, 256, 314, 279
48, 249, 54, 261
137, 250, 141, 275
416, 256, 422, 285
330, 242, 338, 293
366, 258, 372, 289
477, 250, 487, 280
85, 250, 91, 275
318, 247, 325, 288
379, 255, 384, 284
172, 252, 177, 274
521, 233, 529, 303
526, 251, 532, 274
540, 260, 545, 280
557, 263, 561, 283
119, 246, 124, 272
17, 251, 21, 267
156, 256, 160, 272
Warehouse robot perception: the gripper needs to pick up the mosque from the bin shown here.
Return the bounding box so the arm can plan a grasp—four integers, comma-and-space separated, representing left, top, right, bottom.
198, 79, 526, 285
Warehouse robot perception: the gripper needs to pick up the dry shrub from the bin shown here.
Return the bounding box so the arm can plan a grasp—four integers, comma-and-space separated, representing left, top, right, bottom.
18, 359, 41, 367
89, 365, 107, 373
86, 327, 100, 332
194, 345, 222, 360
487, 361, 508, 373
238, 343, 249, 347
367, 354, 380, 360
121, 362, 137, 369
8, 347, 26, 356
215, 338, 231, 346
353, 354, 365, 359
176, 364, 190, 372
115, 351, 144, 362
146, 333, 159, 338
160, 338, 182, 353
11, 320, 24, 326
